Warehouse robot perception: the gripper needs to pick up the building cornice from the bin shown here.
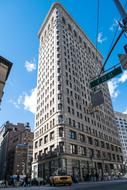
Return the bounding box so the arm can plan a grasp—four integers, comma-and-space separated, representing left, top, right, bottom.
0, 56, 13, 81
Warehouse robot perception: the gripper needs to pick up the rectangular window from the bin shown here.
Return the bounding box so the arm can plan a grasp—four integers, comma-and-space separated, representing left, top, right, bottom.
50, 145, 54, 152
70, 144, 77, 154
68, 106, 71, 113
73, 120, 75, 127
34, 153, 37, 159
58, 84, 61, 90
59, 142, 64, 153
101, 141, 105, 148
57, 68, 60, 73
80, 147, 86, 155
58, 103, 62, 110
50, 131, 54, 141
94, 139, 99, 146
68, 23, 72, 31
39, 138, 42, 146
58, 115, 63, 124
35, 141, 38, 148
44, 148, 48, 154
58, 94, 62, 100
88, 137, 93, 145
59, 127, 64, 137
62, 16, 66, 24
44, 135, 48, 144
69, 130, 77, 140
79, 134, 85, 142
89, 148, 94, 157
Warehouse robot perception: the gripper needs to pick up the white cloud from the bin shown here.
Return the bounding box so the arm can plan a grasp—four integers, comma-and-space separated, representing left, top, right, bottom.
17, 95, 23, 104
109, 19, 121, 32
23, 88, 37, 114
97, 32, 107, 44
123, 109, 127, 114
108, 79, 119, 98
9, 99, 20, 109
118, 71, 127, 83
25, 58, 36, 72
9, 88, 37, 114
108, 71, 127, 99
9, 95, 24, 109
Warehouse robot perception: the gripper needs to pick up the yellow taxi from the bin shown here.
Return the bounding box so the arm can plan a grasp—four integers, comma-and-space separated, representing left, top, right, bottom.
49, 175, 72, 186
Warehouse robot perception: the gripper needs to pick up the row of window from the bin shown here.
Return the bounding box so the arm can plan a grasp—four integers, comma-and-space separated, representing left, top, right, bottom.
35, 127, 121, 154
34, 127, 64, 147
61, 16, 101, 63
35, 131, 55, 148
69, 130, 121, 152
35, 118, 55, 138
69, 144, 123, 162
34, 142, 123, 163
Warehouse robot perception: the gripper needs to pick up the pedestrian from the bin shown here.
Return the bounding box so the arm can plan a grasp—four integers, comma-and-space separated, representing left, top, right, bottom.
25, 175, 28, 186
95, 172, 99, 181
17, 174, 20, 182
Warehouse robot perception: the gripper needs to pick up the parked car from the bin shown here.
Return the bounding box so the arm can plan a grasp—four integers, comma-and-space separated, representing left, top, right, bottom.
49, 175, 72, 186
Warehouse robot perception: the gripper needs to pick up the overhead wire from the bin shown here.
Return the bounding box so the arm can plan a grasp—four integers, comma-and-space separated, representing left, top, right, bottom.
95, 0, 100, 61
108, 0, 127, 56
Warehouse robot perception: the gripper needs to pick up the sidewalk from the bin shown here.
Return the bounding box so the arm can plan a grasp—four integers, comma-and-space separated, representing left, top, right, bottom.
79, 178, 127, 185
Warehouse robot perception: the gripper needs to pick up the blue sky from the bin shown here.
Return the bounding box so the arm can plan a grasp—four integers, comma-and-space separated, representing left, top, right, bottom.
0, 0, 127, 130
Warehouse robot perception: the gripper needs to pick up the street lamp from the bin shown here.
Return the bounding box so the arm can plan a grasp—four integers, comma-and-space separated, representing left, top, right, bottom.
0, 56, 12, 103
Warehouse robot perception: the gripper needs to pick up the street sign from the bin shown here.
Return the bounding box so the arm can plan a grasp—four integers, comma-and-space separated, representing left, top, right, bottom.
90, 66, 122, 88
118, 54, 127, 70
91, 90, 104, 107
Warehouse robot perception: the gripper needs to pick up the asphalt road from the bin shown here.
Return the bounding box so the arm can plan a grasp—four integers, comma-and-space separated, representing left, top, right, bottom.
1, 180, 127, 190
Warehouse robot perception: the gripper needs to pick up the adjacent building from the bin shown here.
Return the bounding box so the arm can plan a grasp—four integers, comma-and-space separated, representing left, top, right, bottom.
13, 142, 33, 177
115, 111, 127, 164
0, 56, 12, 103
32, 3, 124, 180
0, 122, 33, 179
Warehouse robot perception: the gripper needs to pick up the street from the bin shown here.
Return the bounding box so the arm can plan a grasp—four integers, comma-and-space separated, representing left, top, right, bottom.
1, 180, 127, 190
